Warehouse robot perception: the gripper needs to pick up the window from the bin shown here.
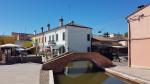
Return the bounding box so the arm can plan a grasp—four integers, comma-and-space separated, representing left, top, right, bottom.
87, 34, 90, 41
45, 37, 46, 42
52, 35, 54, 41
49, 36, 51, 41
35, 39, 38, 43
42, 37, 44, 43
62, 32, 65, 40
35, 39, 38, 45
87, 47, 91, 52
39, 38, 40, 43
56, 34, 58, 41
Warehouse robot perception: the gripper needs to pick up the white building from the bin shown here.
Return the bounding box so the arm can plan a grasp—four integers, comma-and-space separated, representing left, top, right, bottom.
33, 19, 92, 55
109, 33, 115, 38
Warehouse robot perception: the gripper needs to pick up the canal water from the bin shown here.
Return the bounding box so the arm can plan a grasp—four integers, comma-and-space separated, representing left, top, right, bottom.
54, 61, 131, 84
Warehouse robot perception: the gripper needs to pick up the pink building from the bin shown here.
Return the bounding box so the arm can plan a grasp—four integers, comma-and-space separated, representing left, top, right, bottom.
127, 4, 150, 69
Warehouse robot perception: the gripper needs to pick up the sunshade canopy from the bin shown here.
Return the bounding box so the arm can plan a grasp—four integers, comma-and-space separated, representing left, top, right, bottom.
0, 44, 20, 48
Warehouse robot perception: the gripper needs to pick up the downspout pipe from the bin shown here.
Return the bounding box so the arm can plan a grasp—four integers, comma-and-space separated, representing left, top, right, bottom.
127, 20, 131, 67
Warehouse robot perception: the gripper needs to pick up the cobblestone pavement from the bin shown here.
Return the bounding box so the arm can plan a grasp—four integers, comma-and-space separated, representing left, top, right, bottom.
0, 63, 42, 84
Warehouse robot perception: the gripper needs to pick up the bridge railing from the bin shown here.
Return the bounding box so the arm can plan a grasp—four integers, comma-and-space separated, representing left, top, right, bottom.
53, 52, 70, 59
44, 52, 74, 64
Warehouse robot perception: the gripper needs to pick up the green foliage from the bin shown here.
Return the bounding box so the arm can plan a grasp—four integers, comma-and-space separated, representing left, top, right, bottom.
23, 41, 33, 48
0, 36, 16, 45
103, 32, 110, 37
98, 31, 102, 34
124, 32, 128, 37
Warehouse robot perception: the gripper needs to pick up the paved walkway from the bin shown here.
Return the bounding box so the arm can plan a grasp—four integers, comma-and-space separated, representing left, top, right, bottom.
40, 70, 49, 84
0, 63, 42, 84
106, 62, 150, 84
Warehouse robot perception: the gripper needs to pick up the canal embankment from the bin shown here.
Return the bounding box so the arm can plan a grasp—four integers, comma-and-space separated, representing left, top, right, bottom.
41, 61, 150, 84
40, 70, 55, 84
105, 63, 150, 84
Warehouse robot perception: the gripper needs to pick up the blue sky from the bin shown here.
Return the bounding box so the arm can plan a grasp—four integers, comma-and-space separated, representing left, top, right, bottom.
0, 0, 150, 35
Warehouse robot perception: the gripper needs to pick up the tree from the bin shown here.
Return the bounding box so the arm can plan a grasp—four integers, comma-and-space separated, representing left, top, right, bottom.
98, 31, 102, 34
103, 32, 110, 37
124, 32, 128, 37
0, 36, 16, 45
23, 41, 33, 48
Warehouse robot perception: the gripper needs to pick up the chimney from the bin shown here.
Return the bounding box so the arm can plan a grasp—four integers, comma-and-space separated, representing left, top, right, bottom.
59, 17, 63, 27
41, 27, 44, 33
47, 23, 50, 31
70, 21, 74, 25
138, 5, 145, 9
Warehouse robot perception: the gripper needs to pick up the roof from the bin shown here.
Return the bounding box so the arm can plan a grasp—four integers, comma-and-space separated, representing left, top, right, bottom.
66, 22, 92, 29
92, 35, 117, 42
110, 37, 128, 41
112, 46, 127, 48
12, 32, 33, 36
34, 22, 92, 37
126, 3, 150, 19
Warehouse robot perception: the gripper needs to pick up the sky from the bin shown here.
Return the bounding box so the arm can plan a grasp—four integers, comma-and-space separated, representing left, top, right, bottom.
0, 0, 150, 35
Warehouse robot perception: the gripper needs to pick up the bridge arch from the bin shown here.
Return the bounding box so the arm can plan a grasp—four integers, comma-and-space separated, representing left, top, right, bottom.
42, 52, 113, 73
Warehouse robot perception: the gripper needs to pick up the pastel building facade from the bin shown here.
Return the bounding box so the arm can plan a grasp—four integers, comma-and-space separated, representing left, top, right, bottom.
127, 4, 150, 69
32, 34, 44, 50
33, 20, 92, 55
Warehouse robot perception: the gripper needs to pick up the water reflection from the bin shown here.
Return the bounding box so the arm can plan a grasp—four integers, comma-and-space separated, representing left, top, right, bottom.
54, 61, 127, 84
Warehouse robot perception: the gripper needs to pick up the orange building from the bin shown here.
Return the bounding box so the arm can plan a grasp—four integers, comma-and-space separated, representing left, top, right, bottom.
127, 4, 150, 69
12, 32, 33, 41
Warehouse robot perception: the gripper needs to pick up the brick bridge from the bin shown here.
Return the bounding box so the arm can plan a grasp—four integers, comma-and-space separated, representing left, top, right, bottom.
42, 52, 113, 73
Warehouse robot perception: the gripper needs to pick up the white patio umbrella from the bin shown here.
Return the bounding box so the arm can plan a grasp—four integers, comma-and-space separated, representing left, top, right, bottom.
16, 47, 25, 51
0, 44, 20, 48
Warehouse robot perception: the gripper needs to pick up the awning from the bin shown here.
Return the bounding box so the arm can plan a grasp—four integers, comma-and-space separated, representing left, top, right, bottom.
0, 44, 20, 48
112, 46, 127, 48
26, 46, 35, 50
52, 45, 63, 49
16, 47, 25, 51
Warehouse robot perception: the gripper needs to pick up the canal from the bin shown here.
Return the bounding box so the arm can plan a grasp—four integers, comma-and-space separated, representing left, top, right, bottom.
54, 61, 134, 84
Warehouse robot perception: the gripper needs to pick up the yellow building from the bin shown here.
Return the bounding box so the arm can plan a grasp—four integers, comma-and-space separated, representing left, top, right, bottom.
32, 33, 44, 52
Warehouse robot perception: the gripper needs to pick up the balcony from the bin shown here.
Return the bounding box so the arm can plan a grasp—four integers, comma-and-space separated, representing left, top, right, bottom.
48, 40, 56, 46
